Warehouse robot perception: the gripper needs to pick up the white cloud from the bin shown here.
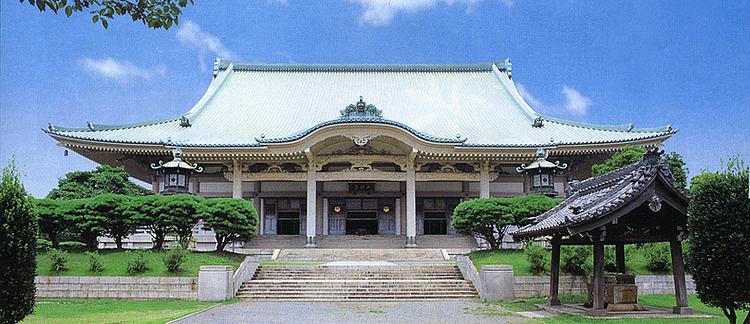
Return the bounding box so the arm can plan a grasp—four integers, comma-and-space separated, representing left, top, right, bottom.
561, 85, 592, 115
80, 58, 166, 83
349, 0, 501, 26
176, 20, 236, 70
517, 83, 592, 116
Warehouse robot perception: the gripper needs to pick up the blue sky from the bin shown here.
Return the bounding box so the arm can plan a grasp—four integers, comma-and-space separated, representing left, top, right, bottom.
1, 1, 748, 197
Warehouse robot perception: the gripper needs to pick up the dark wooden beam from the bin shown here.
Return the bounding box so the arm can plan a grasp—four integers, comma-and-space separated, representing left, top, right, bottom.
589, 241, 607, 316
670, 240, 693, 314
549, 239, 561, 306
615, 243, 626, 273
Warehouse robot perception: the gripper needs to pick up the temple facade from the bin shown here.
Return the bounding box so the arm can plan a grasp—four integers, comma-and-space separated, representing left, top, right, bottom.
45, 59, 676, 248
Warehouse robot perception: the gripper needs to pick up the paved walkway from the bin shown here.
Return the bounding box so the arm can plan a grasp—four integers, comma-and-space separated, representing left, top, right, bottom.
176, 301, 527, 324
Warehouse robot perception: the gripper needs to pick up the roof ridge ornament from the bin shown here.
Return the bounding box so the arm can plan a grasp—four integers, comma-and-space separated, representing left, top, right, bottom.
213, 58, 221, 77
532, 117, 544, 128
340, 96, 382, 118
179, 116, 191, 127
500, 58, 512, 78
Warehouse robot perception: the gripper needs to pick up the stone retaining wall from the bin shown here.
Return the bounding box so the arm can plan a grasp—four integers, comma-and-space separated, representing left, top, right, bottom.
35, 276, 198, 300
513, 275, 695, 298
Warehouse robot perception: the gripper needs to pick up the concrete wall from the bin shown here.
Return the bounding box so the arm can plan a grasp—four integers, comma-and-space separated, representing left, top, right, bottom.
35, 276, 197, 300
513, 275, 696, 298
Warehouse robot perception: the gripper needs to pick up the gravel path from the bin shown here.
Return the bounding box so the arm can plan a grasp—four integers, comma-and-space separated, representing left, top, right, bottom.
176, 300, 527, 324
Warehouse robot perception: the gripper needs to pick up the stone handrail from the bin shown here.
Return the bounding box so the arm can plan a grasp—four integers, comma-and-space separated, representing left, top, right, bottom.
232, 256, 259, 295
456, 255, 482, 297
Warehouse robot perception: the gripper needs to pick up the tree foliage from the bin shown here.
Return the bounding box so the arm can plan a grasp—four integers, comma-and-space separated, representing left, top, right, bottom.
688, 158, 749, 324
0, 161, 37, 323
47, 165, 151, 200
33, 198, 69, 248
162, 194, 203, 248
86, 194, 134, 249
198, 198, 258, 252
64, 198, 105, 250
126, 195, 171, 250
19, 0, 193, 30
451, 195, 561, 249
591, 146, 688, 189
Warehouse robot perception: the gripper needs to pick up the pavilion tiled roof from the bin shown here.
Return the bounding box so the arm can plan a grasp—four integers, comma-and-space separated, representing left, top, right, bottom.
511, 150, 688, 238
44, 59, 676, 148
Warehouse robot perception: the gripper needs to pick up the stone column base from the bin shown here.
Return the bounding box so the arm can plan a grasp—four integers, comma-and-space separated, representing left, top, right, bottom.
305, 236, 317, 248
586, 309, 608, 317
405, 236, 417, 248
673, 306, 694, 315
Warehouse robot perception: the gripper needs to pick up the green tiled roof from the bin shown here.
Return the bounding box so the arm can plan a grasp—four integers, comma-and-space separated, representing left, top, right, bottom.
45, 59, 675, 148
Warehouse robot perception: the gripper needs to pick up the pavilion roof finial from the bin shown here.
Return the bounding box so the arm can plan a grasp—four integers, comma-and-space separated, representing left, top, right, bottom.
340, 96, 382, 118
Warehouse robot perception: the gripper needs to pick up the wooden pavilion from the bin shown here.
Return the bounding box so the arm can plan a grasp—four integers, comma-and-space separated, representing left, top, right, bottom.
512, 149, 693, 316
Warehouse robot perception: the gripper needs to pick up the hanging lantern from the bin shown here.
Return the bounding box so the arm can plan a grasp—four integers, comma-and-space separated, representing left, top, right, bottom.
151, 148, 203, 195
516, 148, 567, 197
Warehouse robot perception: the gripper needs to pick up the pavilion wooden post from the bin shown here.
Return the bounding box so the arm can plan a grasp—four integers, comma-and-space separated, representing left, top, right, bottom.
670, 240, 693, 314
615, 243, 626, 273
549, 239, 561, 306
590, 241, 607, 315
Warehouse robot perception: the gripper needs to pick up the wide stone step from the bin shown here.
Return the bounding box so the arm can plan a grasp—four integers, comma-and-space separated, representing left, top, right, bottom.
238, 264, 478, 301
237, 294, 478, 299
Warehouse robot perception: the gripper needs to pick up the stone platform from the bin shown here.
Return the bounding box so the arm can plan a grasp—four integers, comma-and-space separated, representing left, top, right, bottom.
242, 235, 477, 249
537, 303, 710, 319
276, 248, 447, 262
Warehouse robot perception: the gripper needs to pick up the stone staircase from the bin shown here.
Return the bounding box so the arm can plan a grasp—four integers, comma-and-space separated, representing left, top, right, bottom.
242, 235, 477, 249
276, 248, 445, 262
237, 264, 478, 301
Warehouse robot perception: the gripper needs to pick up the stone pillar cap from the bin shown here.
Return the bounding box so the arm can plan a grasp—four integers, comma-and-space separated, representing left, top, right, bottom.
200, 265, 233, 271
482, 265, 513, 271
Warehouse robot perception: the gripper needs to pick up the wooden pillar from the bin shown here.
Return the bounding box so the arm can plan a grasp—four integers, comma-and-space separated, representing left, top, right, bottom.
591, 242, 606, 315
670, 240, 693, 314
151, 177, 160, 194
232, 160, 242, 199
615, 243, 626, 273
479, 161, 490, 198
405, 164, 417, 247
305, 166, 317, 248
549, 239, 561, 306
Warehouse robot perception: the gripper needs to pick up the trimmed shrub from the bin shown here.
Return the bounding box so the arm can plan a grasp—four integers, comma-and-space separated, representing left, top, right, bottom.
560, 246, 591, 275
126, 251, 149, 275
59, 241, 88, 253
198, 198, 258, 251
48, 249, 69, 273
642, 243, 671, 273
0, 161, 37, 323
688, 159, 750, 324
36, 238, 52, 252
85, 252, 104, 273
163, 247, 188, 273
451, 195, 561, 249
524, 243, 548, 275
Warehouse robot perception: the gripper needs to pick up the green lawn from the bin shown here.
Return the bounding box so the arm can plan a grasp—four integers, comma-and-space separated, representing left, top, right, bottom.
22, 298, 225, 324
36, 251, 244, 277
468, 249, 664, 276
488, 294, 748, 323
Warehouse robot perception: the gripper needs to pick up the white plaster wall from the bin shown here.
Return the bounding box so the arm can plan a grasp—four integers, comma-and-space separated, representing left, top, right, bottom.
200, 182, 233, 193
261, 181, 306, 192
375, 182, 400, 192
490, 182, 523, 194
323, 182, 348, 192
416, 182, 462, 192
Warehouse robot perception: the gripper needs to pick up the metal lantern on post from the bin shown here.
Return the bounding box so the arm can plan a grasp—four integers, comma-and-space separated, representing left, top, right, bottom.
151, 148, 203, 195
517, 148, 567, 197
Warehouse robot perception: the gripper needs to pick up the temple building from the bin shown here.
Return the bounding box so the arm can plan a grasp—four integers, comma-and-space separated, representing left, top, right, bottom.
45, 58, 676, 248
